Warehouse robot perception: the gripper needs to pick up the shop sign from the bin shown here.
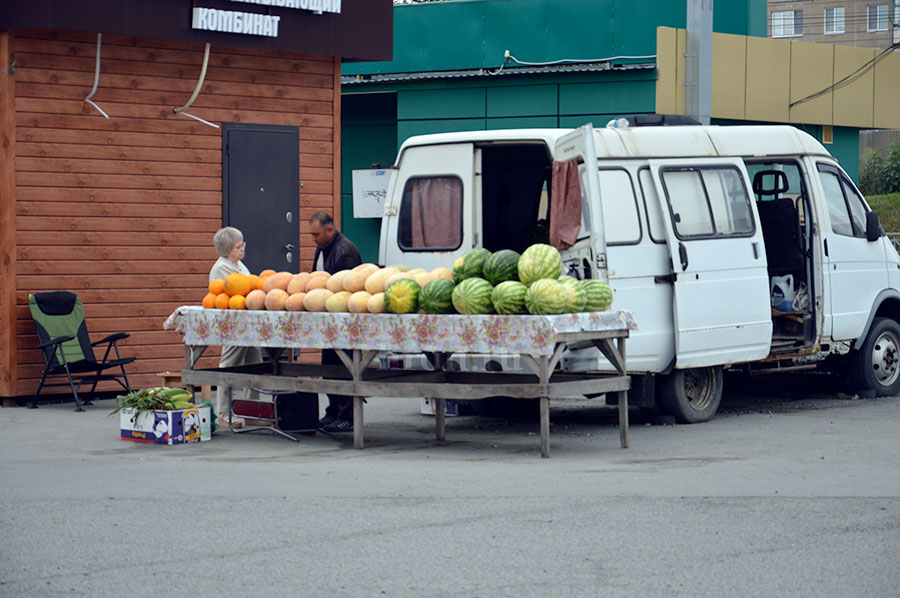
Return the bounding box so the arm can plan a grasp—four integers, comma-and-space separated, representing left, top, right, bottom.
192, 0, 341, 38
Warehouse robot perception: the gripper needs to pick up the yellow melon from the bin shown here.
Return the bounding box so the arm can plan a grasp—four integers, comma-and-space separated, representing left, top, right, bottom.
384, 271, 413, 288
364, 268, 399, 294
245, 289, 266, 310
287, 273, 311, 295
285, 292, 307, 311
343, 268, 374, 293
367, 292, 386, 314
263, 271, 293, 293
326, 270, 352, 293
303, 288, 333, 312
413, 272, 437, 288
348, 291, 372, 313
264, 289, 289, 311
352, 262, 377, 272
325, 290, 352, 313
407, 268, 427, 276
306, 276, 328, 292
389, 264, 410, 272
431, 266, 453, 281
310, 270, 331, 279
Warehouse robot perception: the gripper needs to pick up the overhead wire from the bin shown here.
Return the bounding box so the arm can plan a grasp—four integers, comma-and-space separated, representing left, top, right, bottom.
487, 51, 656, 75
790, 41, 900, 107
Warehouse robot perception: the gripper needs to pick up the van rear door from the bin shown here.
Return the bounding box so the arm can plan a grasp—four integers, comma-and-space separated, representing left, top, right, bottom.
649, 158, 772, 367
380, 143, 475, 270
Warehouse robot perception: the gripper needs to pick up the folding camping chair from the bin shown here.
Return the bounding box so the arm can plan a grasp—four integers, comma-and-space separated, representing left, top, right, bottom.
28, 291, 136, 411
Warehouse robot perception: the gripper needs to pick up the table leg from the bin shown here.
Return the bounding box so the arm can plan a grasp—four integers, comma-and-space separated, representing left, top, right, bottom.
434, 398, 446, 442
353, 395, 364, 449
540, 396, 550, 458
617, 336, 629, 449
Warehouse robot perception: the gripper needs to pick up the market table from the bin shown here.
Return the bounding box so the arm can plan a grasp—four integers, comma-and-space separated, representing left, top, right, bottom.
164, 307, 636, 457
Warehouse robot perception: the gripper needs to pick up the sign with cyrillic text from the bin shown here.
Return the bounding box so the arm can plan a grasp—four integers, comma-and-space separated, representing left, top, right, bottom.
192, 0, 342, 38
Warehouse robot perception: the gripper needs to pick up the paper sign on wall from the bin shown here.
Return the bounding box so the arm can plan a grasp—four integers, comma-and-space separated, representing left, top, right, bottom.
352, 169, 390, 218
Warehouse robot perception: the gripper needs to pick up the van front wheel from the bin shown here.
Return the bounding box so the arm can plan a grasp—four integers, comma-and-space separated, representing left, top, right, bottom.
658, 366, 723, 423
849, 317, 900, 397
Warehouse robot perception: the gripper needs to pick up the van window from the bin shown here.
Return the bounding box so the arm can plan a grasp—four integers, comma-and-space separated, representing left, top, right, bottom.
598, 168, 641, 245
817, 165, 867, 237
661, 166, 754, 239
398, 176, 463, 250
638, 168, 666, 244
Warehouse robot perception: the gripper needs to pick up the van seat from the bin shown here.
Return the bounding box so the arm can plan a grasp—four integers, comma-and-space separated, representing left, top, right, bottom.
757, 198, 805, 273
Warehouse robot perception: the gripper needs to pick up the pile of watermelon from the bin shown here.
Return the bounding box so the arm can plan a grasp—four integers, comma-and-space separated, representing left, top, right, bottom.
382, 243, 614, 315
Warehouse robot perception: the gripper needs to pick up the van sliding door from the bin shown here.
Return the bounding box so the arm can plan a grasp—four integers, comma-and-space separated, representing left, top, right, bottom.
649, 158, 772, 367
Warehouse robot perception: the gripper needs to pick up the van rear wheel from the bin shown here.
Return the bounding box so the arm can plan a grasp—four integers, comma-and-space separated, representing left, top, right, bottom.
849, 317, 900, 397
658, 366, 723, 423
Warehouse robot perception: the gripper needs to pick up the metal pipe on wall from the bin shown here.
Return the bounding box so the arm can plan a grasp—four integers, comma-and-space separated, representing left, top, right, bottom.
686, 0, 713, 125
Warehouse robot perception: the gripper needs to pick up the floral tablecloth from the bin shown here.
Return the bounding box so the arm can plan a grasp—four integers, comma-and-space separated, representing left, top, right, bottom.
164, 307, 637, 357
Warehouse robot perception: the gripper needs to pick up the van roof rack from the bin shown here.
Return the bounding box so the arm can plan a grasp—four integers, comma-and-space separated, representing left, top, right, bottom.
618, 114, 702, 127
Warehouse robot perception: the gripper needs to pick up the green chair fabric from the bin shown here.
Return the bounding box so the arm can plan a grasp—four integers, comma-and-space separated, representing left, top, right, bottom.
28, 291, 136, 411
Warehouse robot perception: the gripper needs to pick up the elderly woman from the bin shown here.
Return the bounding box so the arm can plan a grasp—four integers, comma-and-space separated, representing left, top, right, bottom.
209, 227, 262, 428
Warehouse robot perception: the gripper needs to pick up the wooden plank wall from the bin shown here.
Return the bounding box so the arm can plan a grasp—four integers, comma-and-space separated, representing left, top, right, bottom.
10, 29, 338, 399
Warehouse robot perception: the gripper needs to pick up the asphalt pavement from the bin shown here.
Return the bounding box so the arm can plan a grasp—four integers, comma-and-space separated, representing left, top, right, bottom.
1, 379, 899, 598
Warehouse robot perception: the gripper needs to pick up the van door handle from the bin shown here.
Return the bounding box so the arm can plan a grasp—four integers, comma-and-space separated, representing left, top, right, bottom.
752, 242, 759, 259
678, 242, 689, 270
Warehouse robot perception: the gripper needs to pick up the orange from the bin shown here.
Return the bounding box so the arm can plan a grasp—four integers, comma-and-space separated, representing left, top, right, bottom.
224, 272, 252, 297
259, 269, 277, 278
209, 278, 226, 295
214, 292, 230, 309
202, 292, 217, 309
228, 294, 246, 310
248, 274, 263, 291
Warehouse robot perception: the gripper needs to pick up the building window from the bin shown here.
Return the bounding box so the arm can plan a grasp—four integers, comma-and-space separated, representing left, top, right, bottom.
772, 10, 804, 38
867, 4, 889, 32
825, 7, 845, 34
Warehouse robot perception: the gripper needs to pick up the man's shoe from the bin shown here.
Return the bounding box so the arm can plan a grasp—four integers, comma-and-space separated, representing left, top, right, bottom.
318, 414, 337, 428
322, 418, 353, 433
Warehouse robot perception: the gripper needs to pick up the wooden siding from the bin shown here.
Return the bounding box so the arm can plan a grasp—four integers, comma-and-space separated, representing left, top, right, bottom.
8, 29, 338, 399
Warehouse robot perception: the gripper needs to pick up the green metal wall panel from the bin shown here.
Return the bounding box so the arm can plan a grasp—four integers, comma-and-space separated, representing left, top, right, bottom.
486, 85, 558, 118
559, 80, 655, 117
398, 88, 486, 120
398, 118, 488, 145
487, 116, 559, 129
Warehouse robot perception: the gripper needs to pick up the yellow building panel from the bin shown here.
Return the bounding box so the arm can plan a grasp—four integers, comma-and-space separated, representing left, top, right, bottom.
675, 28, 687, 116
745, 36, 791, 123
788, 41, 833, 126
833, 46, 875, 128
711, 33, 746, 120
655, 27, 680, 116
873, 50, 900, 130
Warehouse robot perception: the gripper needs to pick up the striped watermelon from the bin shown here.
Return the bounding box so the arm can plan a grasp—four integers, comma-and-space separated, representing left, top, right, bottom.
452, 248, 491, 283
451, 277, 494, 314
524, 278, 568, 315
558, 276, 587, 313
419, 279, 455, 314
491, 280, 528, 315
482, 249, 521, 286
518, 244, 562, 286
384, 279, 422, 314
580, 279, 614, 311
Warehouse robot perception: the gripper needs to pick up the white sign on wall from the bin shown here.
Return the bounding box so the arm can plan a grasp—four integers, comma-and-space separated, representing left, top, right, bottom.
191, 0, 342, 39
352, 169, 390, 218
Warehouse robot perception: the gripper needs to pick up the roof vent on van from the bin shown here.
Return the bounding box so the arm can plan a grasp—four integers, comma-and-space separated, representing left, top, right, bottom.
609, 114, 702, 127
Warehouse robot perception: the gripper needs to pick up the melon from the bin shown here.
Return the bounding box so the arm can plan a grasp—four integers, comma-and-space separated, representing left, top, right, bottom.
285, 292, 307, 311
264, 288, 289, 311
491, 280, 528, 315
388, 264, 410, 272
431, 266, 453, 281
305, 276, 329, 292
262, 271, 293, 293
303, 288, 334, 312
451, 277, 494, 315
287, 273, 311, 295
580, 279, 614, 311
413, 271, 437, 288
245, 289, 266, 311
364, 268, 399, 294
326, 270, 352, 293
326, 291, 352, 313
343, 268, 373, 293
524, 278, 568, 315
348, 291, 372, 313
452, 248, 491, 283
384, 279, 422, 314
352, 262, 377, 272
483, 249, 521, 286
558, 276, 587, 313
419, 279, 455, 314
518, 244, 562, 286
385, 271, 413, 289
367, 292, 387, 314
310, 270, 331, 279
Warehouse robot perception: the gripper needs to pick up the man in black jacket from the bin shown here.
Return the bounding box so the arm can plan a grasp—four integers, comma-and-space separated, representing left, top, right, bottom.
309, 211, 362, 432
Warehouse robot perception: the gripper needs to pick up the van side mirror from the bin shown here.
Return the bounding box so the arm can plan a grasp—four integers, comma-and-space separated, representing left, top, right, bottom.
866, 211, 883, 242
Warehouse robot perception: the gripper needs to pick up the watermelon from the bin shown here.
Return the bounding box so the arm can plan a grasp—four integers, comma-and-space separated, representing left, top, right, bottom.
384, 279, 422, 314
452, 248, 491, 283
580, 279, 614, 311
419, 279, 456, 314
524, 278, 568, 315
491, 280, 528, 315
482, 249, 521, 286
558, 276, 587, 313
451, 277, 494, 315
518, 243, 562, 286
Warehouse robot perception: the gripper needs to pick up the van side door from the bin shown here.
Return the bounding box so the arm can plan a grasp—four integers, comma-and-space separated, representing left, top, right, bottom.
380, 143, 475, 270
649, 158, 773, 367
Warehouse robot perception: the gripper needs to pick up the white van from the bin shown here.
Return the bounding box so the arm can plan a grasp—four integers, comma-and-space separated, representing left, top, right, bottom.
377, 122, 900, 422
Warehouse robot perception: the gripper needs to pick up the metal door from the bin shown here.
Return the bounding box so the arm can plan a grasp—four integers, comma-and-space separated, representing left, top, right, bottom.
223, 123, 299, 274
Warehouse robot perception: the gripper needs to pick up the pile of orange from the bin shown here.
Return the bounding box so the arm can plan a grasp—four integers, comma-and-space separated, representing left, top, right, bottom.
202, 269, 273, 310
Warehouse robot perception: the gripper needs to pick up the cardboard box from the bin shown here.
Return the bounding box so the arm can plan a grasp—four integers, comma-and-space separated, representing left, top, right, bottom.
120, 405, 212, 445
420, 397, 461, 417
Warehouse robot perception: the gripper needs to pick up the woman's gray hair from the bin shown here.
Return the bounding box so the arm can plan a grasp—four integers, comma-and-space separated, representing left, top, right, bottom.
213, 227, 243, 257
